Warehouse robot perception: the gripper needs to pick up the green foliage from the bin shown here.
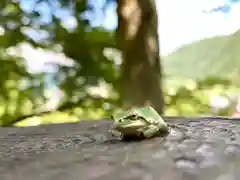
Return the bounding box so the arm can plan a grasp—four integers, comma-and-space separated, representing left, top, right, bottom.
165, 76, 236, 116
163, 30, 240, 82
161, 30, 240, 117
0, 0, 121, 126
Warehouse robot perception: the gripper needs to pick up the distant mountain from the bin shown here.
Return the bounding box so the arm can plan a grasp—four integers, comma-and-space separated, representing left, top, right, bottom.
163, 29, 240, 81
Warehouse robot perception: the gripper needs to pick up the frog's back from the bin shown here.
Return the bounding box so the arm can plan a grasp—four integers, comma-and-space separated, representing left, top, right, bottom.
113, 106, 166, 125
134, 106, 164, 123
112, 108, 136, 120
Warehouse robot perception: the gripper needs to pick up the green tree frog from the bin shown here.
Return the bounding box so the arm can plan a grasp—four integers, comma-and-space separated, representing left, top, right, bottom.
111, 106, 170, 140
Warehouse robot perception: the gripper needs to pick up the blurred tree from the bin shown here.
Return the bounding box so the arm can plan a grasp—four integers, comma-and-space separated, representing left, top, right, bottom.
116, 0, 164, 113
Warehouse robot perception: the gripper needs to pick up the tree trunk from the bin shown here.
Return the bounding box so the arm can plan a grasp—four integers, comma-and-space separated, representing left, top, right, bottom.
116, 0, 164, 114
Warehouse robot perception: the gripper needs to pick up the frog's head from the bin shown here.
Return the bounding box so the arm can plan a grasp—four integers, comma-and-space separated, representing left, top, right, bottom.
112, 109, 147, 134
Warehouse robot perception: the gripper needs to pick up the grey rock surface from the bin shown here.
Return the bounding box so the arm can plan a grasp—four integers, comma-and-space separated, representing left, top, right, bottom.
1, 117, 240, 180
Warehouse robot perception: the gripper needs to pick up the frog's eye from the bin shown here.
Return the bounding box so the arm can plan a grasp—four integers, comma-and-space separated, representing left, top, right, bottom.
118, 119, 123, 122
131, 114, 137, 119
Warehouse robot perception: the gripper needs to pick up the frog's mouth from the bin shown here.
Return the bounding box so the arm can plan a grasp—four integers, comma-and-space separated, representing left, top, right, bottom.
114, 120, 146, 132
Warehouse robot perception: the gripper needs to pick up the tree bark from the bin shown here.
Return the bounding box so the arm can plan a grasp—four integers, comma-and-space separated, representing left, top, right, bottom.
116, 0, 164, 114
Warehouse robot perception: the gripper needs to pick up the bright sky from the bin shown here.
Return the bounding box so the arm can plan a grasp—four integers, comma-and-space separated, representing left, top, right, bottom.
19, 0, 240, 72
100, 0, 240, 54
157, 0, 240, 54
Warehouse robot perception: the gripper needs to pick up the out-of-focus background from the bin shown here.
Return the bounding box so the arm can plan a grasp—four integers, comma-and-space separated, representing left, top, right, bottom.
1, 0, 240, 127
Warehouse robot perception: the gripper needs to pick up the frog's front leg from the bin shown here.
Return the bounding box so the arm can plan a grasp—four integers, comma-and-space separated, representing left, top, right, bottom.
140, 126, 161, 138
141, 125, 170, 138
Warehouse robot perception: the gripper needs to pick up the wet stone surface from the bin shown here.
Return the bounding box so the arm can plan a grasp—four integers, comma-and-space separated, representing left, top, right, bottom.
1, 117, 240, 180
